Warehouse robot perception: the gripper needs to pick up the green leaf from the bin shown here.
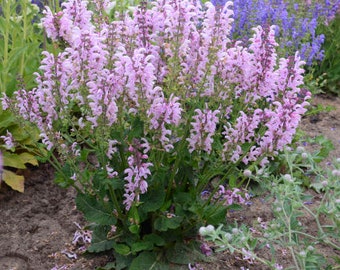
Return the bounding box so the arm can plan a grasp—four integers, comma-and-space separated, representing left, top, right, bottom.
204, 205, 227, 225
0, 110, 16, 129
173, 192, 192, 205
131, 241, 153, 253
113, 243, 131, 256
87, 226, 115, 253
128, 224, 140, 234
165, 242, 193, 265
76, 193, 117, 225
129, 251, 158, 270
112, 252, 133, 270
144, 234, 166, 247
154, 215, 183, 232
140, 186, 165, 213
128, 117, 144, 140
227, 203, 243, 211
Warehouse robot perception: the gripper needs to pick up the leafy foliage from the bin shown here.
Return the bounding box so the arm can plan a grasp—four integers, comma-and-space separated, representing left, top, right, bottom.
0, 0, 45, 95
0, 108, 46, 192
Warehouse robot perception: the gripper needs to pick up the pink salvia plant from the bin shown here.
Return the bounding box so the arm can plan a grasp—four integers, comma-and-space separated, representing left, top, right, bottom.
3, 0, 311, 260
4, 0, 310, 207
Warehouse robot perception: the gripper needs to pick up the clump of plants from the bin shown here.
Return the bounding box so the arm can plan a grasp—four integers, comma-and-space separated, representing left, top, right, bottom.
199, 141, 340, 269
4, 0, 311, 268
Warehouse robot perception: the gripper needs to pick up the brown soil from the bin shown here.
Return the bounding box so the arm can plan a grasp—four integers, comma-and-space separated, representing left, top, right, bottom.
0, 95, 339, 270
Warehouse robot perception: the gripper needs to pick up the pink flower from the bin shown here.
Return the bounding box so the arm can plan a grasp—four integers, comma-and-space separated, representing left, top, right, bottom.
187, 107, 219, 153
1, 130, 15, 149
215, 186, 249, 206
148, 94, 182, 151
123, 139, 153, 210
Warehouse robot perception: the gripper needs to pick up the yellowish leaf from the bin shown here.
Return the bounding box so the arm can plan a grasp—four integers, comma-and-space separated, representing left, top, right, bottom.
19, 152, 39, 166
2, 170, 25, 193
2, 152, 27, 169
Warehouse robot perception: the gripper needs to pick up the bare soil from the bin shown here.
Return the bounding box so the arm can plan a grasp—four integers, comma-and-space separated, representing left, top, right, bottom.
0, 95, 339, 270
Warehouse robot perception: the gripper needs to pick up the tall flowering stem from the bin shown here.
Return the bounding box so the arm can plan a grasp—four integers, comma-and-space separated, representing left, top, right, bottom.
3, 0, 310, 264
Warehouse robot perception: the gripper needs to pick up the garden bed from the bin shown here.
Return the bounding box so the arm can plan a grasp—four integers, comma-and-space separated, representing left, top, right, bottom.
0, 94, 339, 270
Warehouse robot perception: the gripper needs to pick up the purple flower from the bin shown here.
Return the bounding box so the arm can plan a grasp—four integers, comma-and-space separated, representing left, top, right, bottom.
187, 107, 219, 154
200, 243, 213, 256
1, 130, 15, 149
123, 139, 153, 210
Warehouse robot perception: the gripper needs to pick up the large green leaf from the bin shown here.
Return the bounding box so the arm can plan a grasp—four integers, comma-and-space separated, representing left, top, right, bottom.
129, 251, 167, 270
143, 233, 166, 247
140, 186, 165, 213
203, 204, 228, 225
154, 215, 183, 232
75, 193, 117, 225
0, 110, 16, 130
131, 241, 153, 253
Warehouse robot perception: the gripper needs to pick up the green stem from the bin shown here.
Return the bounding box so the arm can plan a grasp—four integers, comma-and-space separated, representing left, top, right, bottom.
213, 237, 273, 268
301, 199, 340, 250
19, 1, 28, 76
281, 200, 301, 270
1, 1, 11, 93
108, 184, 123, 220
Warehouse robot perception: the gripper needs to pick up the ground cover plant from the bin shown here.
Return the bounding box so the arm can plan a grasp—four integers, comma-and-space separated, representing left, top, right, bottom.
2, 0, 315, 268
199, 140, 340, 269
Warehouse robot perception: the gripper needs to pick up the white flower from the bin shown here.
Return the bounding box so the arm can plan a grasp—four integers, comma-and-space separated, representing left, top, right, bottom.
231, 228, 239, 234
299, 251, 306, 257
205, 225, 215, 233
296, 146, 305, 153
283, 174, 293, 182
243, 169, 252, 177
199, 226, 207, 236
301, 152, 308, 159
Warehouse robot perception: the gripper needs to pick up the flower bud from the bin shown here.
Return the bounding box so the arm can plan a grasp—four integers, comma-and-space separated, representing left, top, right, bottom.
301, 152, 308, 159
243, 169, 252, 177
296, 146, 305, 153
283, 174, 293, 182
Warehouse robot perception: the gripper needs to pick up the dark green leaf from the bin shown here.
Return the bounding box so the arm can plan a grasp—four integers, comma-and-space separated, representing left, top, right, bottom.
76, 193, 117, 225
154, 216, 183, 231
131, 241, 153, 253
166, 243, 191, 264
88, 226, 115, 253
129, 251, 159, 270
204, 205, 227, 225
140, 187, 166, 213
128, 224, 140, 234
144, 234, 166, 247
113, 243, 131, 256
